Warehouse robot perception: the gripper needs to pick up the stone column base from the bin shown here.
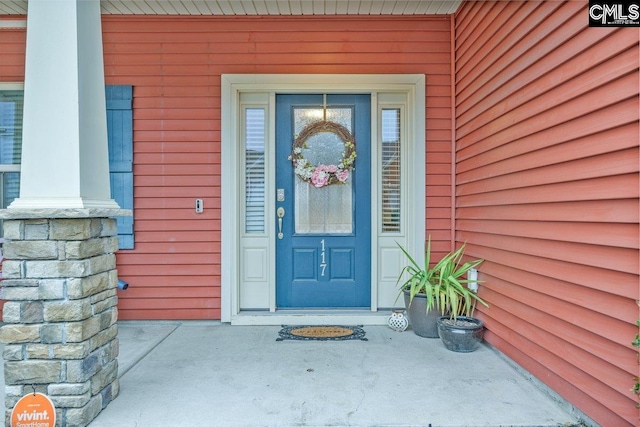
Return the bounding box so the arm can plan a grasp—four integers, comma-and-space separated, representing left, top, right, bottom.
0, 216, 121, 427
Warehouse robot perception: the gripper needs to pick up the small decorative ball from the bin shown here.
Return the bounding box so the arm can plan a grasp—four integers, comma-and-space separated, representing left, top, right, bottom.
387, 310, 409, 332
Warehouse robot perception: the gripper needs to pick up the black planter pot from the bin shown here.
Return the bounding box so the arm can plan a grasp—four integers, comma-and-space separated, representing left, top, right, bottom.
436, 316, 484, 352
403, 290, 441, 338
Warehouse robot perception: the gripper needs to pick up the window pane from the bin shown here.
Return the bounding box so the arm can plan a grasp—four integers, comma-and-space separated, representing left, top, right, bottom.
295, 182, 353, 233
381, 109, 401, 233
0, 91, 23, 165
294, 107, 353, 234
245, 108, 266, 234
3, 172, 19, 208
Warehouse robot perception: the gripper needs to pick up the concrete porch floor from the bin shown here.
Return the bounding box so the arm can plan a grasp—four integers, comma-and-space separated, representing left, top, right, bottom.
4, 321, 585, 426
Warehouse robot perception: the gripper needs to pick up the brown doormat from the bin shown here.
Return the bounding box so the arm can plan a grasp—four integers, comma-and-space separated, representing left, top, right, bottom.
276, 325, 367, 341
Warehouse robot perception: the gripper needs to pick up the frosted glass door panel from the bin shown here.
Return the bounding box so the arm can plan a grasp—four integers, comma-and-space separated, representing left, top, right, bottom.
295, 182, 353, 233
293, 106, 354, 234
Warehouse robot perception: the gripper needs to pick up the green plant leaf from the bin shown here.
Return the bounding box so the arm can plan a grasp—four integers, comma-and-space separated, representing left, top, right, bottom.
395, 237, 489, 319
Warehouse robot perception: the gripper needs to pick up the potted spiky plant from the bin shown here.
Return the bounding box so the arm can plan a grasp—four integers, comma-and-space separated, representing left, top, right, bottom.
396, 238, 487, 339
434, 247, 489, 352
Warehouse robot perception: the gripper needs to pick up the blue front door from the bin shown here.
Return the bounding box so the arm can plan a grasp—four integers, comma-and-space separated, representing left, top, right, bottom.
276, 94, 371, 308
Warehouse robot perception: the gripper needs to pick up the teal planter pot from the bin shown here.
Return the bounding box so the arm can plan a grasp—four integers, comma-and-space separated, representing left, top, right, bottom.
437, 316, 484, 352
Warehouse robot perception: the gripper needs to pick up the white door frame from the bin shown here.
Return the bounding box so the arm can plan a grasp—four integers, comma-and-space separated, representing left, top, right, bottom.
221, 74, 425, 325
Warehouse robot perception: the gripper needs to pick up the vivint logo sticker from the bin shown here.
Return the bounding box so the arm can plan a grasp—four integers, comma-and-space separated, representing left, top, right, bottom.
589, 1, 640, 26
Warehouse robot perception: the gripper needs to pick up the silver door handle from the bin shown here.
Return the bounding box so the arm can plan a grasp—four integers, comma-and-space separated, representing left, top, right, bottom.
277, 207, 285, 239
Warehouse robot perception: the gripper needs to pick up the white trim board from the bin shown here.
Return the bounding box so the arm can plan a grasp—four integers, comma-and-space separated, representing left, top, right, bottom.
221, 74, 426, 325
231, 311, 391, 326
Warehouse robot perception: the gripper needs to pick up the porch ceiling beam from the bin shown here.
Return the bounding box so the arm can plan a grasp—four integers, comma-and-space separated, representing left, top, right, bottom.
0, 0, 462, 15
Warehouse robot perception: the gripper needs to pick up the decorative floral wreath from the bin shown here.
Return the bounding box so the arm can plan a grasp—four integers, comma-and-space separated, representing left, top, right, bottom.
289, 121, 356, 188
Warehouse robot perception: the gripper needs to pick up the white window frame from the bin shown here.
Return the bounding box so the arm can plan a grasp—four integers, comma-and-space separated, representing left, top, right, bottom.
240, 97, 269, 236
221, 74, 425, 324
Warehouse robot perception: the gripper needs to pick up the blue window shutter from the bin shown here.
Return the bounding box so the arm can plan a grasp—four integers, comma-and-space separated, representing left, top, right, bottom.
106, 85, 134, 249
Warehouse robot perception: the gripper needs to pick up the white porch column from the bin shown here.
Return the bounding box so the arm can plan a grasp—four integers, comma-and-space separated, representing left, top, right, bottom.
9, 0, 119, 210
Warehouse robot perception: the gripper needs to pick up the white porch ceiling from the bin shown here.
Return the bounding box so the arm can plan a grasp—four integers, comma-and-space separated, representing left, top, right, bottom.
0, 1, 462, 16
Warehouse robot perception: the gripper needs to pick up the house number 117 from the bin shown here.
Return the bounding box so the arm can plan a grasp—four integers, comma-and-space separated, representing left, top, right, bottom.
320, 239, 327, 277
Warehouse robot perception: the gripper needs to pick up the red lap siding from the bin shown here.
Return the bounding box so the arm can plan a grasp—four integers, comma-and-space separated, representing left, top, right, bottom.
99, 15, 454, 320
454, 1, 640, 426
